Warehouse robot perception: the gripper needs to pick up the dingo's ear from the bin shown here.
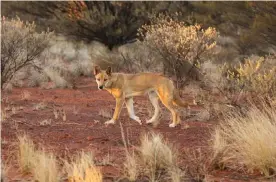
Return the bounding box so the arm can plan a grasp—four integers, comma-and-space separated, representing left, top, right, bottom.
106, 66, 112, 76
93, 66, 101, 75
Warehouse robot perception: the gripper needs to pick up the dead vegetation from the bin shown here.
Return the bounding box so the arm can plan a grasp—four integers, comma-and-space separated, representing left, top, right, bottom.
120, 121, 183, 182
53, 106, 67, 121
17, 134, 103, 182
98, 108, 112, 119
32, 150, 60, 182
64, 151, 102, 182
212, 102, 276, 177
1, 17, 53, 88
18, 134, 36, 173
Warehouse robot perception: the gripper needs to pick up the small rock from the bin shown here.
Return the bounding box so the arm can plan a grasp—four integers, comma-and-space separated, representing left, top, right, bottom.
86, 136, 93, 141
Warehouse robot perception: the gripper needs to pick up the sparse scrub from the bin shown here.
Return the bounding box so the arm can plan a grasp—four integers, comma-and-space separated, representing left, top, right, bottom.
27, 68, 49, 87
3, 83, 13, 93
69, 60, 93, 77
1, 16, 53, 88
43, 66, 72, 89
212, 104, 276, 177
117, 41, 163, 73
64, 151, 102, 182
139, 14, 217, 88
223, 56, 276, 97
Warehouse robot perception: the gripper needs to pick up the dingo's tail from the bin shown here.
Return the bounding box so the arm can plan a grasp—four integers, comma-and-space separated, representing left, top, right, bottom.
173, 90, 196, 107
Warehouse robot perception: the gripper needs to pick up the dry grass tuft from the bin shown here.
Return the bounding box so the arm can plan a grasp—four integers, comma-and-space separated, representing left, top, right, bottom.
73, 105, 80, 115
1, 108, 8, 121
124, 152, 139, 181
33, 102, 47, 111
18, 134, 60, 181
39, 119, 52, 126
20, 90, 31, 100
98, 109, 112, 119
212, 104, 276, 176
18, 134, 36, 173
120, 122, 140, 181
139, 132, 182, 182
1, 163, 10, 182
121, 127, 183, 181
32, 150, 60, 182
182, 148, 212, 181
64, 151, 102, 182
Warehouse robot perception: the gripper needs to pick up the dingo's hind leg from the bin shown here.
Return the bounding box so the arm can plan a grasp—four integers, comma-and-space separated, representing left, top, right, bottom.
157, 89, 180, 128
126, 97, 142, 125
146, 91, 160, 124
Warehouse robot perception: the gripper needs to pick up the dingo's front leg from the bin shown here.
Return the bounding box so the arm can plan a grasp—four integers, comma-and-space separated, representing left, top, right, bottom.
126, 97, 142, 125
105, 98, 124, 126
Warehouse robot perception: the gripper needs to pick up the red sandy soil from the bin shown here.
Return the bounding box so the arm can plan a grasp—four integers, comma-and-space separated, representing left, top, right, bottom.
1, 77, 273, 182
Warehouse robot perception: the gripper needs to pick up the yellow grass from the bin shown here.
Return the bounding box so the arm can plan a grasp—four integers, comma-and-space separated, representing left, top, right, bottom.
124, 151, 139, 181
64, 151, 102, 182
18, 134, 36, 173
120, 122, 139, 181
32, 150, 60, 182
139, 132, 182, 182
18, 134, 60, 181
212, 104, 276, 176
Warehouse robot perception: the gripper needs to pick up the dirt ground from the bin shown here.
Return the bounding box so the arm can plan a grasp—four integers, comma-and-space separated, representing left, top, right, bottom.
1, 77, 272, 182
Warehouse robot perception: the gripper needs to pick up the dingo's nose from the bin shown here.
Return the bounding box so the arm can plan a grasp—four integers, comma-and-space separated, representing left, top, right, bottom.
99, 86, 103, 90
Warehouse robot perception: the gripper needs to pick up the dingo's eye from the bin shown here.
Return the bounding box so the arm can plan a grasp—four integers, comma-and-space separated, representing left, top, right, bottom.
104, 79, 107, 81
97, 79, 100, 81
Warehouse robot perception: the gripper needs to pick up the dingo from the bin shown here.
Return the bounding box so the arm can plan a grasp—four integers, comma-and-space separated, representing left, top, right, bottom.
94, 66, 196, 127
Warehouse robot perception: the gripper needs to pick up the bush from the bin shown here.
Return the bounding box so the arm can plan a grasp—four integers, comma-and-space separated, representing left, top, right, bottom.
1, 17, 53, 88
139, 14, 218, 88
117, 41, 163, 73
224, 56, 276, 97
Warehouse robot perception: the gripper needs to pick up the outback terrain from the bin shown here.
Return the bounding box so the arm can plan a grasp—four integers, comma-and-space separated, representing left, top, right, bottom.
1, 77, 270, 182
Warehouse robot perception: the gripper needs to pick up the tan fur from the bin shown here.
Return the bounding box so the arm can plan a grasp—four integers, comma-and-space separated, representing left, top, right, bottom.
93, 66, 196, 127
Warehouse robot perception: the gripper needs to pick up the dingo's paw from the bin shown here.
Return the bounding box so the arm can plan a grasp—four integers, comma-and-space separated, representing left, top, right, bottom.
169, 123, 177, 128
146, 119, 154, 124
131, 115, 142, 125
105, 119, 115, 126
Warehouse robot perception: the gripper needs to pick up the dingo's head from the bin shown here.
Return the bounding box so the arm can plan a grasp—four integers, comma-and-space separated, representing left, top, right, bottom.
93, 66, 112, 90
